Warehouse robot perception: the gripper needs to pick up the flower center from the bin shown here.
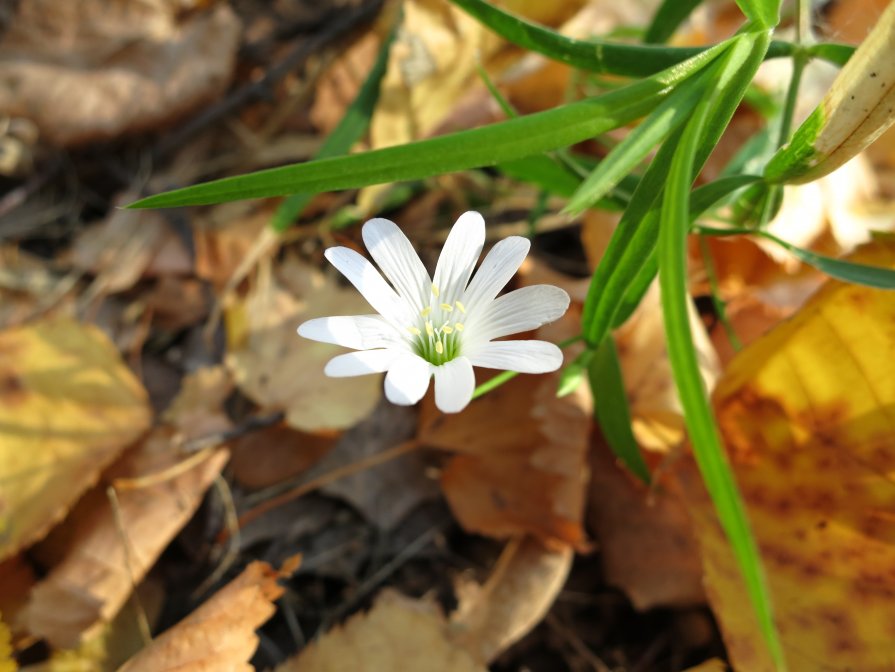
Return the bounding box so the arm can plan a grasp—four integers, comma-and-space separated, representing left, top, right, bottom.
407, 283, 466, 365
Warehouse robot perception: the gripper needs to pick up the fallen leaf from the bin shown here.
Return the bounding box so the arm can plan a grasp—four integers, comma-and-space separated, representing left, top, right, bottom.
0, 615, 13, 672
450, 536, 573, 664
419, 315, 591, 548
23, 582, 165, 672
0, 0, 241, 146
193, 204, 274, 292
0, 556, 35, 645
225, 256, 381, 432
21, 434, 228, 649
229, 423, 335, 490
0, 318, 151, 562
20, 365, 231, 647
276, 589, 486, 672
317, 401, 440, 532
616, 281, 721, 453
675, 239, 895, 671
682, 660, 728, 672
116, 560, 290, 672
587, 435, 704, 610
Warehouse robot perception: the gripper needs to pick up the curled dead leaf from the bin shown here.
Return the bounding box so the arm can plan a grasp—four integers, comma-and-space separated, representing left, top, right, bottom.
450, 537, 572, 664
116, 560, 291, 672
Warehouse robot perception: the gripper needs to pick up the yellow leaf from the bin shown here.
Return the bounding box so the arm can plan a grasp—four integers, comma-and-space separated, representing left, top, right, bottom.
0, 612, 15, 672
277, 589, 486, 672
676, 239, 895, 671
0, 318, 151, 561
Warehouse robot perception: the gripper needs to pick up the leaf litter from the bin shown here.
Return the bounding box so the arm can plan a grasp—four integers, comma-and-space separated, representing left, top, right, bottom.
3, 0, 895, 670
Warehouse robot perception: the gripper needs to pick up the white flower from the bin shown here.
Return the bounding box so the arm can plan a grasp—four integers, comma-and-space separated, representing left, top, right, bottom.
297, 211, 570, 413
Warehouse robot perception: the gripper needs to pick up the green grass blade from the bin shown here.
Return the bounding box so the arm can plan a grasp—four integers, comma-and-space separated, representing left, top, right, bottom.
735, 0, 780, 28
590, 338, 651, 483
269, 10, 399, 232
760, 233, 895, 289
658, 73, 786, 672
645, 0, 704, 44
129, 46, 724, 210
581, 32, 768, 347
565, 71, 709, 215
450, 0, 842, 74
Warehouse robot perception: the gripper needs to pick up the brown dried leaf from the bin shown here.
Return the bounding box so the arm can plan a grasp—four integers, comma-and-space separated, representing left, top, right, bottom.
116, 561, 289, 672
616, 282, 720, 453
21, 434, 228, 648
71, 196, 191, 294
0, 317, 151, 562
449, 537, 572, 664
419, 317, 591, 548
0, 0, 241, 146
587, 436, 704, 610
225, 257, 381, 432
277, 589, 486, 672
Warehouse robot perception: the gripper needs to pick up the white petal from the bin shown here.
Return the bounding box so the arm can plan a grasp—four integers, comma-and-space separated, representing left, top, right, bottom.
324, 247, 409, 324
433, 356, 475, 413
466, 340, 563, 373
325, 349, 396, 377
385, 353, 432, 405
461, 236, 530, 316
362, 218, 431, 310
298, 315, 399, 350
432, 211, 485, 298
471, 285, 570, 344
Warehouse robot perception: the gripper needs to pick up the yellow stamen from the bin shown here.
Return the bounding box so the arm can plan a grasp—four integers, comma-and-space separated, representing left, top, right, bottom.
431, 283, 440, 297
440, 302, 453, 312
425, 321, 435, 337
435, 340, 444, 354
455, 322, 465, 332
455, 300, 466, 313
420, 306, 432, 317
408, 326, 421, 336
442, 325, 454, 334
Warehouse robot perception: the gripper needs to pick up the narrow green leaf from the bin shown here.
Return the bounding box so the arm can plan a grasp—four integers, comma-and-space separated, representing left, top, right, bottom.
645, 0, 704, 44
734, 0, 780, 28
565, 71, 709, 215
129, 45, 725, 210
581, 32, 769, 347
451, 0, 842, 75
270, 11, 399, 232
658, 77, 786, 672
590, 338, 651, 483
760, 232, 895, 289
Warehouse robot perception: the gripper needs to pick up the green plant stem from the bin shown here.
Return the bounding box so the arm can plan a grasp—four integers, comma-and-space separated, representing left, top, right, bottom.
471, 335, 583, 399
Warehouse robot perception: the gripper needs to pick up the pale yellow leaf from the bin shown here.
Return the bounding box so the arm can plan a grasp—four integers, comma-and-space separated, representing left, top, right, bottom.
277, 589, 485, 672
0, 318, 151, 562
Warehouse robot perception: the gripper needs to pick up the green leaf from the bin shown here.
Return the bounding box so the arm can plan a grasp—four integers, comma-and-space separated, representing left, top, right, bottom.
658, 73, 786, 672
762, 233, 895, 289
581, 32, 769, 347
565, 70, 710, 215
450, 0, 843, 75
644, 0, 704, 44
734, 0, 780, 28
269, 9, 399, 232
589, 338, 651, 483
129, 44, 725, 210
